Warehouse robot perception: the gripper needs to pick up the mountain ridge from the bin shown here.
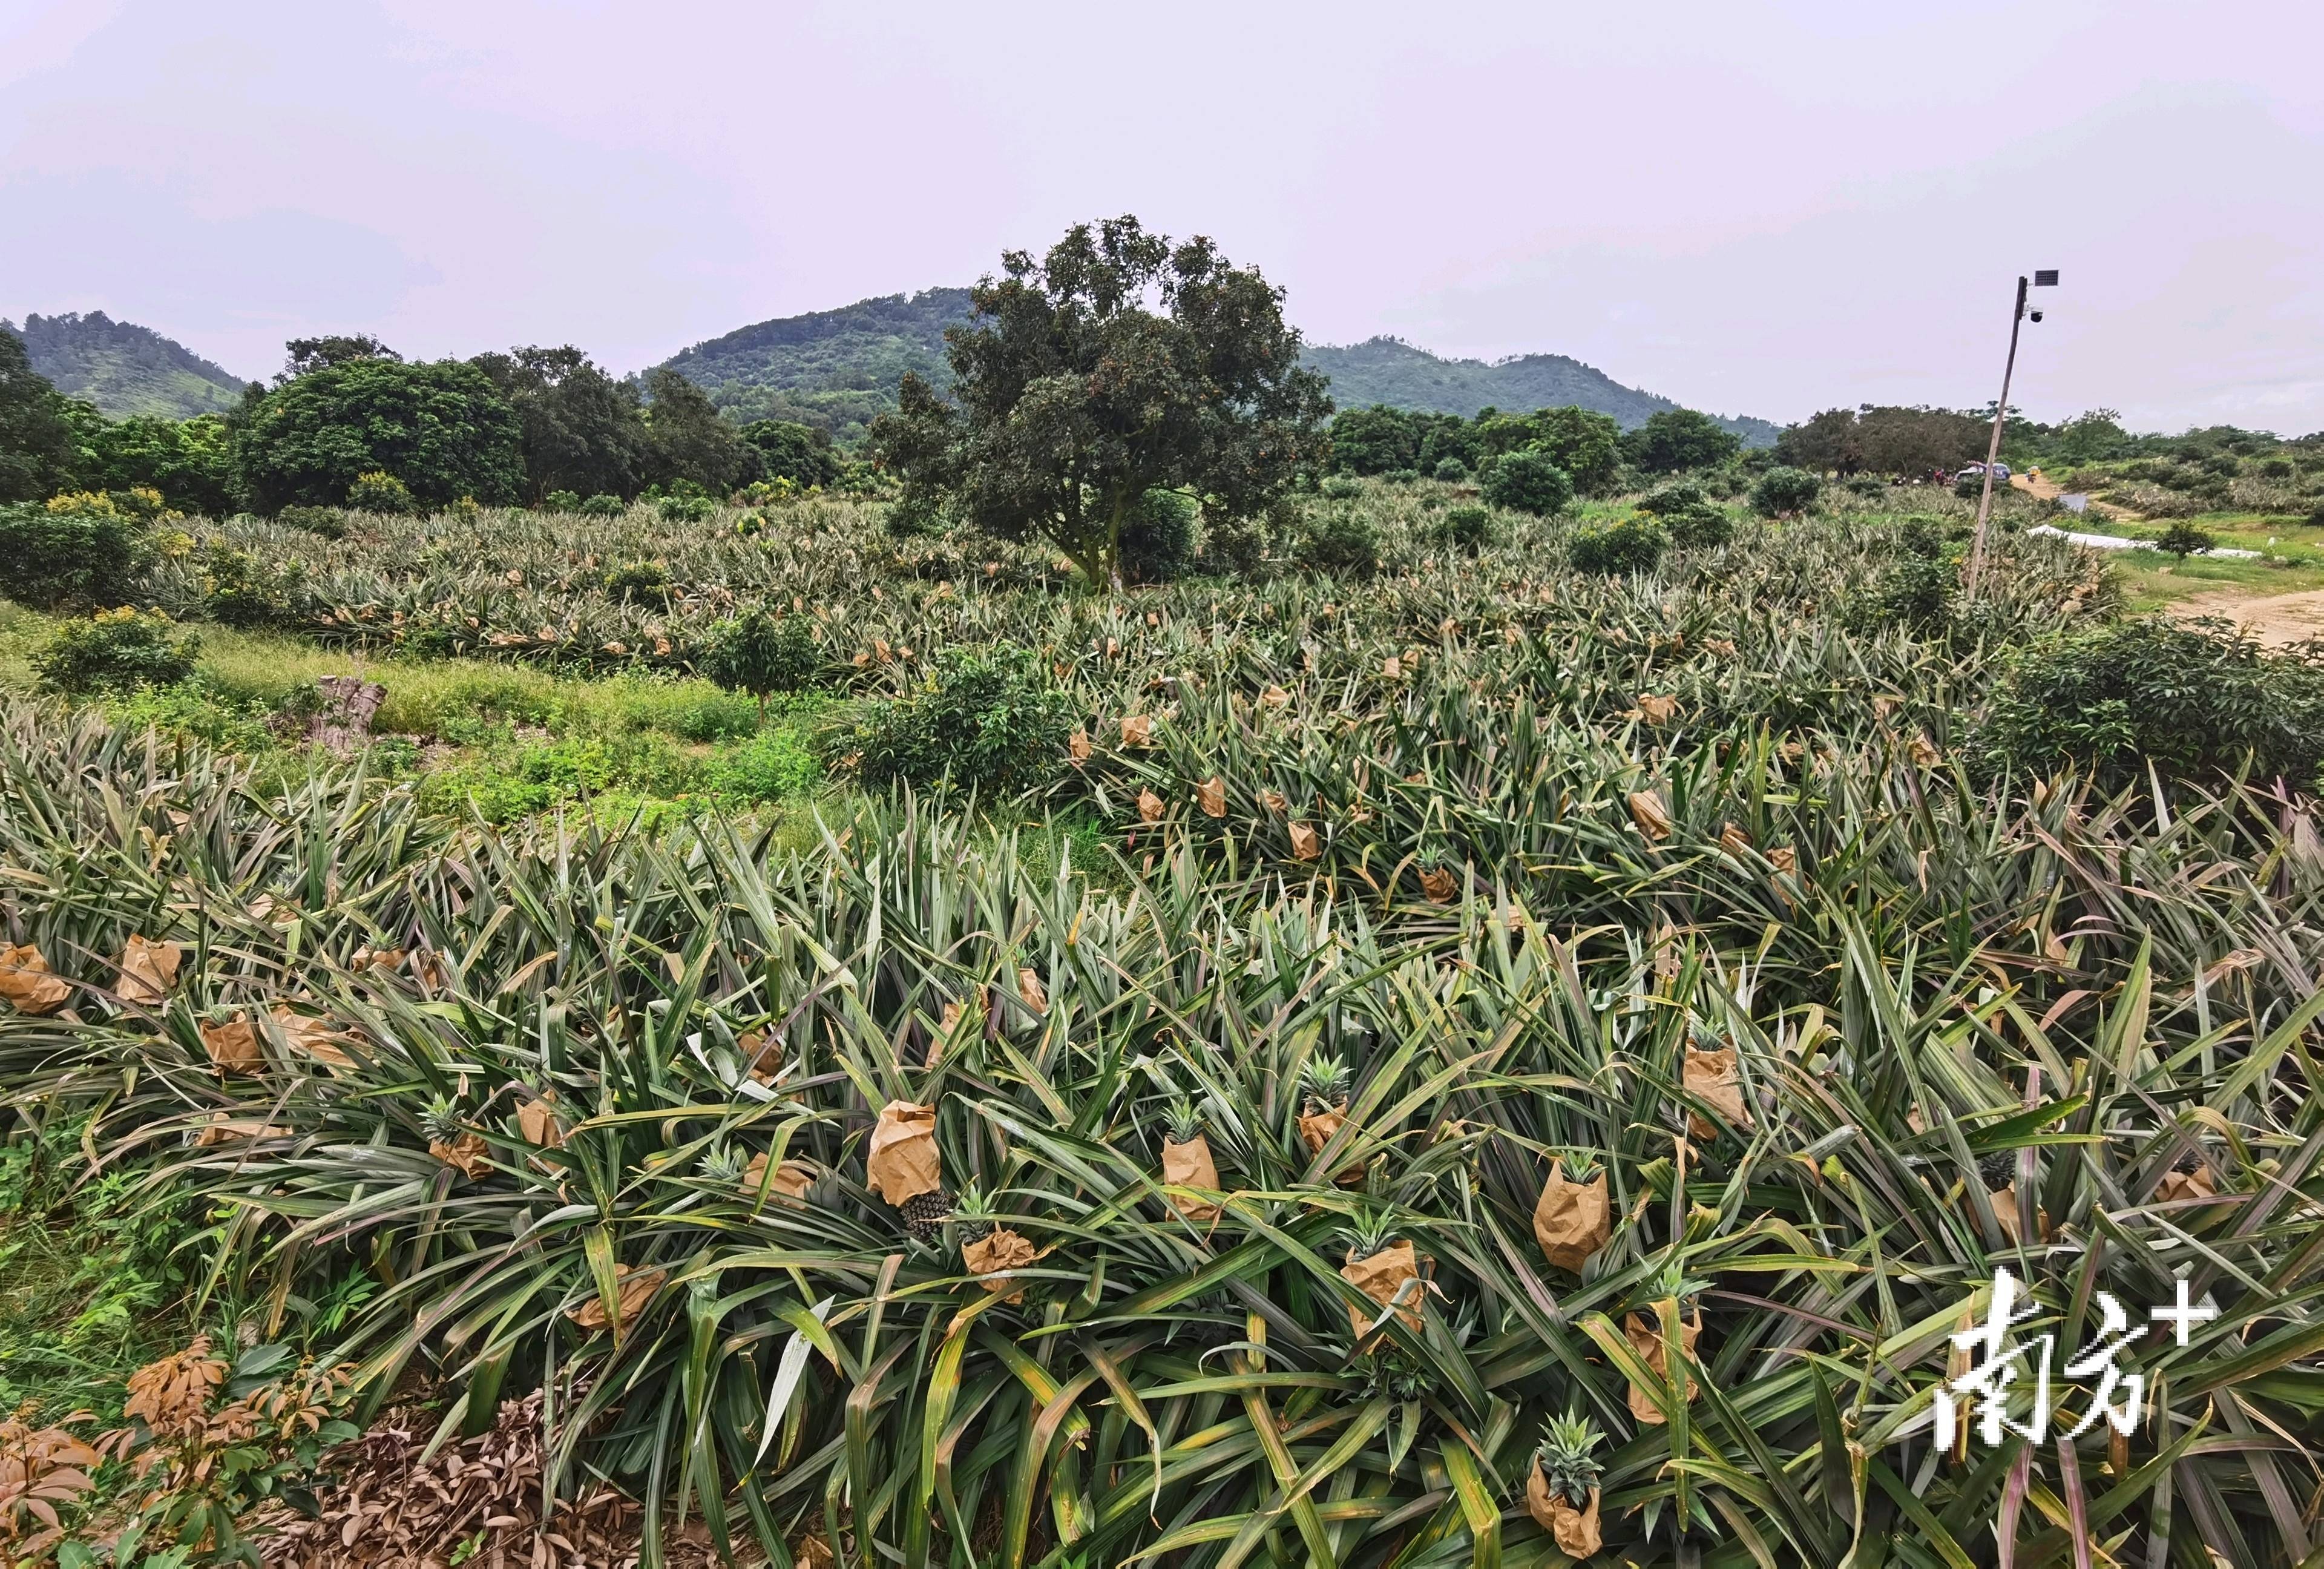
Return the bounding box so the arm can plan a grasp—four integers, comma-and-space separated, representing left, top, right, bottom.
645, 289, 1780, 447
7, 311, 252, 419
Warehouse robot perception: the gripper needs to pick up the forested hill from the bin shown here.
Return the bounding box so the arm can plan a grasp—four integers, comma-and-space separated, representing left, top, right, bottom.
1306, 337, 1779, 447
648, 289, 971, 446
7, 311, 252, 418
646, 290, 1779, 447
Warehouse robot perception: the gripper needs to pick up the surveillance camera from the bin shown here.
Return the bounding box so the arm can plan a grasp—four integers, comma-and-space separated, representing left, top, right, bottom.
2029, 309, 2044, 323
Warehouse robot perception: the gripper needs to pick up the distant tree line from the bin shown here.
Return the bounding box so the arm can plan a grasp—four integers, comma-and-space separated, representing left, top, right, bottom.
0, 324, 843, 516
1325, 403, 1741, 490
1771, 403, 2311, 476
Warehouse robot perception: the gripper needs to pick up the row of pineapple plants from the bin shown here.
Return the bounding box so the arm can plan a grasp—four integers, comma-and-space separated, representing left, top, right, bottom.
3, 692, 2320, 1565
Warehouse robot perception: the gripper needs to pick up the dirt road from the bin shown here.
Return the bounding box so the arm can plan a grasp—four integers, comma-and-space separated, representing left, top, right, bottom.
2168, 587, 2324, 647
2011, 471, 2141, 522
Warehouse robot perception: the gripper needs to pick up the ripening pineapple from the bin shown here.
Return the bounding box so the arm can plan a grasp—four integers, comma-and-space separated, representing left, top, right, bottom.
1977, 1150, 2018, 1192
419, 1094, 464, 1146
901, 1187, 953, 1244
1301, 1053, 1351, 1116
1534, 1412, 1605, 1508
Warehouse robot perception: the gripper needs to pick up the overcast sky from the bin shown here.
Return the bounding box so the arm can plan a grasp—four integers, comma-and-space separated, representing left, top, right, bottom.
5, 0, 2319, 433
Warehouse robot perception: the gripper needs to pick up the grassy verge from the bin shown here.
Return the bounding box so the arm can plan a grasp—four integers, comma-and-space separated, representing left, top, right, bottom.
0, 602, 842, 824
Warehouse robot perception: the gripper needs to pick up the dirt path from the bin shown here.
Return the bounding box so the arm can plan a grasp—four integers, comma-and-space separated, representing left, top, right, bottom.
2168, 586, 2324, 647
2011, 471, 2141, 522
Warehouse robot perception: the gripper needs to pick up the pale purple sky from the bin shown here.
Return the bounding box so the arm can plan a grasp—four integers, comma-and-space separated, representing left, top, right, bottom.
5, 0, 2320, 432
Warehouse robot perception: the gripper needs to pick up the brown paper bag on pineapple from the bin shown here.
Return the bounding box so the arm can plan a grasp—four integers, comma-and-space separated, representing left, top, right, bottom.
0, 945, 72, 1015
516, 1090, 565, 1150
2155, 1161, 2217, 1205
199, 1012, 263, 1075
269, 1005, 353, 1067
1682, 1045, 1751, 1140
743, 1152, 816, 1205
115, 935, 182, 1007
1161, 1134, 1222, 1222
1623, 1308, 1702, 1424
566, 1264, 666, 1333
1524, 1467, 1603, 1557
1532, 1159, 1611, 1273
867, 1100, 942, 1206
1342, 1240, 1424, 1336
962, 1226, 1040, 1303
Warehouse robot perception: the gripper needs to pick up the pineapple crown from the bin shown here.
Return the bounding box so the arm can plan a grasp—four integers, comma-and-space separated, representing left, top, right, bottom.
1534, 1411, 1605, 1506
1337, 1207, 1400, 1263
1164, 1094, 1204, 1145
698, 1144, 749, 1185
419, 1094, 464, 1140
1560, 1148, 1601, 1183
1646, 1258, 1707, 1307
1300, 1053, 1351, 1114
1977, 1148, 2019, 1191
951, 1183, 999, 1240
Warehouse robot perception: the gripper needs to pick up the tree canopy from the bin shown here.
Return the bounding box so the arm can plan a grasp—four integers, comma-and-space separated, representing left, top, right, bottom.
471, 345, 657, 502
1621, 408, 1741, 473
0, 327, 82, 504
236, 357, 524, 513
1776, 405, 1988, 476
869, 215, 1331, 585
739, 418, 842, 488
643, 368, 761, 496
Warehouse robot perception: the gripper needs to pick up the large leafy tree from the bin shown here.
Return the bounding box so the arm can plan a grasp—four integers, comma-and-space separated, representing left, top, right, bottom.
870, 215, 1332, 585
235, 355, 524, 513
1623, 407, 1741, 474
84, 413, 239, 516
738, 418, 842, 487
471, 345, 657, 502
1776, 407, 1865, 475
643, 369, 761, 496
0, 326, 84, 502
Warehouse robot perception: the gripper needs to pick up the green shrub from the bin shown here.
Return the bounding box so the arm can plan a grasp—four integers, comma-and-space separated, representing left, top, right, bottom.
659, 494, 716, 524
0, 501, 148, 610
192, 541, 298, 629
699, 607, 823, 720
1432, 456, 1469, 482
1860, 554, 1955, 636
1427, 504, 1494, 553
1751, 467, 1822, 517
1954, 471, 1986, 500
1566, 516, 1669, 576
2155, 523, 2215, 561
704, 726, 821, 803
1980, 619, 2324, 786
833, 647, 1072, 795
1638, 481, 1731, 548
278, 505, 347, 539
1302, 508, 1380, 579
542, 490, 582, 512
346, 470, 417, 515
1120, 490, 1198, 584
1479, 451, 1574, 517
32, 608, 199, 696
577, 493, 625, 518
1318, 475, 1363, 501
603, 561, 672, 604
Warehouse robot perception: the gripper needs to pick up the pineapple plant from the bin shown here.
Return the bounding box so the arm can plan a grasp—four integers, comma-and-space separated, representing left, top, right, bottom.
1534, 1412, 1605, 1508
1300, 1053, 1350, 1116
950, 1183, 999, 1249
419, 1094, 464, 1146
698, 1143, 749, 1186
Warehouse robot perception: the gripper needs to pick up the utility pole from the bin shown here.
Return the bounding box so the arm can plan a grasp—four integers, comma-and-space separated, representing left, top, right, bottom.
1964, 269, 2056, 595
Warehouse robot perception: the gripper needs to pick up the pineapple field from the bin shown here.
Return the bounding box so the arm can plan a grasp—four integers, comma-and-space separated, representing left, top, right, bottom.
4, 478, 2324, 1568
